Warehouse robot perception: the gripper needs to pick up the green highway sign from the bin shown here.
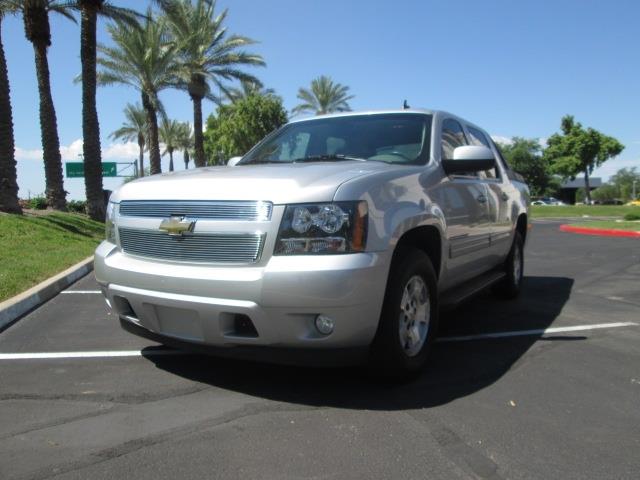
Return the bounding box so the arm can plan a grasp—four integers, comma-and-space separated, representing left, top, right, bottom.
66, 162, 118, 178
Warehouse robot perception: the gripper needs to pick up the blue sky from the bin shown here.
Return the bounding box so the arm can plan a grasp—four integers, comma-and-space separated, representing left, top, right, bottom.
4, 0, 639, 199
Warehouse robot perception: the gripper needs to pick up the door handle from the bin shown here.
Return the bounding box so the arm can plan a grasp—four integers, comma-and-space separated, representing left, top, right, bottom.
476, 194, 487, 203
501, 192, 509, 201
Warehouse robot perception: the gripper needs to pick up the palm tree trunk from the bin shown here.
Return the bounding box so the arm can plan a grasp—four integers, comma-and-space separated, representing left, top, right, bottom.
584, 168, 592, 205
183, 149, 189, 170
169, 149, 174, 172
0, 18, 22, 214
137, 136, 144, 177
80, 5, 104, 221
33, 40, 66, 210
192, 95, 205, 167
142, 92, 161, 175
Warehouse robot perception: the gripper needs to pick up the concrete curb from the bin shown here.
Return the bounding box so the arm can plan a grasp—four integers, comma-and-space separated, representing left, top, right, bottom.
0, 256, 94, 332
559, 225, 640, 238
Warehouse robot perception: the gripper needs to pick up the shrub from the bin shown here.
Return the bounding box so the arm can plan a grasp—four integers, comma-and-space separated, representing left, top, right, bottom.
29, 196, 48, 210
68, 200, 87, 214
623, 213, 640, 221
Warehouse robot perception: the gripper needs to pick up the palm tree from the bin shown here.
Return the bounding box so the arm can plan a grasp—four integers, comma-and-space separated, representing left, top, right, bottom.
74, 1, 141, 221
19, 0, 76, 210
226, 78, 275, 103
176, 121, 194, 169
158, 118, 182, 172
292, 76, 354, 116
0, 1, 21, 213
161, 0, 265, 168
97, 9, 178, 174
110, 103, 147, 178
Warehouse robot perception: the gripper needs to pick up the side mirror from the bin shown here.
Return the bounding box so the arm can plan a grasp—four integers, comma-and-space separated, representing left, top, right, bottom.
227, 156, 242, 167
442, 146, 495, 175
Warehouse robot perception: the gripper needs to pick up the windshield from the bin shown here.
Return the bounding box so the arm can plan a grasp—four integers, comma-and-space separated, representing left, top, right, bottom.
241, 113, 432, 165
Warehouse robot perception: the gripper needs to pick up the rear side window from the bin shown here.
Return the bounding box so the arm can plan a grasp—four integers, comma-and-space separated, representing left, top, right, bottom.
467, 126, 499, 179
441, 119, 467, 160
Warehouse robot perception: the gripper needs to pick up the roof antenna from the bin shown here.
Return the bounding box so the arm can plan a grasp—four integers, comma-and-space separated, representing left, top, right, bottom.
403, 99, 410, 110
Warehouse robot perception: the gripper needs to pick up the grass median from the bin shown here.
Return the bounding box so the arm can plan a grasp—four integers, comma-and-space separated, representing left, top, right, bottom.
567, 220, 640, 232
531, 205, 638, 218
0, 211, 104, 302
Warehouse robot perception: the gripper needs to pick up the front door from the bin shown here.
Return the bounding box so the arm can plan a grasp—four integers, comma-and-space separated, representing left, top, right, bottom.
437, 118, 493, 290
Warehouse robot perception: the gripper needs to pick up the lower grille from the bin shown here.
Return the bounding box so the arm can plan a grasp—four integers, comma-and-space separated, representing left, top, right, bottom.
118, 228, 265, 263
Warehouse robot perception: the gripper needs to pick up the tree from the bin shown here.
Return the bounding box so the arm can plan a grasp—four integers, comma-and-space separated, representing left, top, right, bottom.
592, 167, 640, 202
204, 93, 287, 163
19, 0, 76, 210
292, 76, 354, 116
0, 1, 21, 213
97, 10, 179, 175
544, 115, 624, 204
110, 103, 147, 178
161, 0, 265, 168
610, 167, 640, 201
158, 118, 182, 172
497, 137, 553, 196
74, 0, 141, 221
176, 121, 193, 169
226, 79, 275, 103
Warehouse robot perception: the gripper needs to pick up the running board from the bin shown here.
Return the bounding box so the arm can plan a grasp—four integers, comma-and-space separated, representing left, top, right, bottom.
440, 270, 506, 311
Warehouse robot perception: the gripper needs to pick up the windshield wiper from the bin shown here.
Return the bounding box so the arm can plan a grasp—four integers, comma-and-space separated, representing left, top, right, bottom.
241, 158, 284, 165
292, 154, 366, 163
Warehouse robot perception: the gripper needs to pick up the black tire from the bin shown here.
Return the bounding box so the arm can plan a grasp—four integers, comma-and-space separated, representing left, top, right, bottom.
369, 247, 439, 378
493, 231, 524, 299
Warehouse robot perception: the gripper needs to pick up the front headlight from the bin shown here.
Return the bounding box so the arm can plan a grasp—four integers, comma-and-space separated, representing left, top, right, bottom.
275, 201, 368, 255
105, 201, 118, 244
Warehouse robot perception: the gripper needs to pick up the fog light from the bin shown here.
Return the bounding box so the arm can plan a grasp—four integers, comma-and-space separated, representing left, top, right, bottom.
315, 314, 334, 335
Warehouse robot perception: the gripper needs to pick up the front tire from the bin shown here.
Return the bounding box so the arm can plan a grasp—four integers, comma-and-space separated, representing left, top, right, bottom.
369, 247, 439, 377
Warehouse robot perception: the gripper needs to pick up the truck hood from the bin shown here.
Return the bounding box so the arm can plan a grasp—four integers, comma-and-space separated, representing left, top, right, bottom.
111, 161, 391, 204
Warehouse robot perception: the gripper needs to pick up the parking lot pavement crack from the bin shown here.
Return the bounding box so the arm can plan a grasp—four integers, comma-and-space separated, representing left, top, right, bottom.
0, 404, 116, 441
6, 399, 320, 480
406, 410, 505, 480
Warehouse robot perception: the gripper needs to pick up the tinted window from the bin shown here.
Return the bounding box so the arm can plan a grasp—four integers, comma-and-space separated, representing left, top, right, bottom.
441, 119, 468, 160
242, 114, 432, 165
467, 126, 498, 179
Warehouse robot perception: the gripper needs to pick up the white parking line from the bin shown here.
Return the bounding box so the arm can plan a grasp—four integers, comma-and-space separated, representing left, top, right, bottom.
61, 290, 101, 294
0, 322, 637, 360
437, 321, 639, 342
0, 350, 184, 360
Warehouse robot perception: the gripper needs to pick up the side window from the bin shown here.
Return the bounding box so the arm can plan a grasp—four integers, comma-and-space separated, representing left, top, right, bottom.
441, 118, 468, 160
441, 118, 475, 177
467, 126, 499, 179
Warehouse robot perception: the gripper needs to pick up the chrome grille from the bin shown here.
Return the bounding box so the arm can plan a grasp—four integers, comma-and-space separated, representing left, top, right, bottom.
119, 200, 272, 221
118, 228, 265, 263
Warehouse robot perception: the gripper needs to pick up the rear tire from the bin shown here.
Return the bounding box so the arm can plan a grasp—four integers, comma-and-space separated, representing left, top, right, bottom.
493, 231, 524, 299
369, 247, 439, 378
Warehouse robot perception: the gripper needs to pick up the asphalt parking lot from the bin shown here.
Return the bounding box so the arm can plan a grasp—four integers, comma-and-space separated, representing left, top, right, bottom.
1, 221, 639, 480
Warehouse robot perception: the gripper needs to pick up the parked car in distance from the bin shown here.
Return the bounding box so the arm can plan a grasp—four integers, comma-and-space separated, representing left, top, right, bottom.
531, 200, 549, 206
95, 109, 530, 376
541, 197, 565, 205
627, 200, 640, 206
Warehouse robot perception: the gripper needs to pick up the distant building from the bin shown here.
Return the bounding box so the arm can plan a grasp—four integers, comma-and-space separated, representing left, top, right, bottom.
558, 177, 602, 204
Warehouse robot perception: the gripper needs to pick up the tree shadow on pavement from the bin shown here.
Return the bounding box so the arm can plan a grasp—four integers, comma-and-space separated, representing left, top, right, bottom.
145, 276, 575, 411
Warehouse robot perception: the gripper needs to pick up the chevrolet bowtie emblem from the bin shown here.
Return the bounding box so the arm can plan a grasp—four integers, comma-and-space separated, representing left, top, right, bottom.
159, 216, 196, 236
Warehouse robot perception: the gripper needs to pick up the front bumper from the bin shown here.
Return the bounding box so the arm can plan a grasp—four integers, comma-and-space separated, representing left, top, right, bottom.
95, 242, 389, 364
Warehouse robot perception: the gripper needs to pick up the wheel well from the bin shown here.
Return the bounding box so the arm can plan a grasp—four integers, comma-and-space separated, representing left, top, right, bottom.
394, 226, 442, 278
516, 214, 528, 242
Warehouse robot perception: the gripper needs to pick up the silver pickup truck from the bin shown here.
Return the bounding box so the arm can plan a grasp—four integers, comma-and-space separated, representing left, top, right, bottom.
95, 109, 529, 375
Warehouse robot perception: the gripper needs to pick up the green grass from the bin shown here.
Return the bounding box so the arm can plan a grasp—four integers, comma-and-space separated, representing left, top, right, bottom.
0, 211, 104, 302
531, 205, 639, 218
568, 220, 640, 232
